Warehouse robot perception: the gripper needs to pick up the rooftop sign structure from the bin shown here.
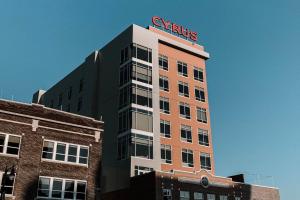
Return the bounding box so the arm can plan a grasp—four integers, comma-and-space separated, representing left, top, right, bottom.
151, 16, 198, 42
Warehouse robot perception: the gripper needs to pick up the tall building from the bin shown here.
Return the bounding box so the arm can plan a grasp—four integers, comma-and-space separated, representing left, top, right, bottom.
33, 17, 278, 199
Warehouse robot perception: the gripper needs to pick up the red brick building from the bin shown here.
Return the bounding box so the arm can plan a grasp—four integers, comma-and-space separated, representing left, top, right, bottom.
0, 99, 103, 200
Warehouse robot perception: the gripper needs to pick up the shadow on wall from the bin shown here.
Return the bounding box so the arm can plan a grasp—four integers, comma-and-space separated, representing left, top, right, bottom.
23, 177, 38, 200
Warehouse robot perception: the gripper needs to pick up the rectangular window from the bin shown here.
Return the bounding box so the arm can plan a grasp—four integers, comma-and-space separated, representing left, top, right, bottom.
194, 192, 204, 200
195, 87, 205, 102
132, 84, 152, 108
0, 171, 15, 195
120, 46, 129, 64
207, 194, 215, 200
161, 144, 172, 164
132, 61, 152, 84
194, 67, 204, 82
162, 189, 172, 200
117, 134, 130, 160
220, 195, 228, 200
198, 129, 209, 146
178, 61, 188, 77
131, 134, 153, 159
42, 140, 89, 165
37, 177, 86, 199
179, 102, 191, 119
180, 191, 190, 200
160, 120, 171, 138
235, 197, 241, 200
118, 109, 131, 133
182, 149, 194, 167
119, 63, 131, 86
159, 76, 169, 91
0, 133, 21, 156
134, 165, 153, 176
77, 97, 82, 112
181, 125, 192, 143
197, 107, 207, 123
131, 108, 153, 132
160, 97, 170, 114
159, 55, 168, 70
178, 81, 189, 97
131, 43, 152, 63
200, 153, 211, 170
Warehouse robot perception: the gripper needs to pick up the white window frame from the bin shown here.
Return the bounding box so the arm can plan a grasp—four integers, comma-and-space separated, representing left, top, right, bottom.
177, 61, 188, 77
196, 107, 207, 123
0, 171, 16, 196
179, 102, 191, 119
182, 149, 194, 168
195, 87, 205, 102
200, 153, 211, 170
198, 129, 209, 146
180, 190, 190, 200
160, 97, 170, 114
159, 54, 168, 71
159, 76, 169, 92
220, 195, 228, 200
194, 192, 204, 200
160, 120, 171, 138
37, 176, 87, 199
178, 81, 189, 97
161, 144, 172, 164
194, 67, 204, 82
41, 140, 89, 167
0, 132, 21, 157
180, 125, 192, 143
162, 189, 172, 200
207, 194, 215, 200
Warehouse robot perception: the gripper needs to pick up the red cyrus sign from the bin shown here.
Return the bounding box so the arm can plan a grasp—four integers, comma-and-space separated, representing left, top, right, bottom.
152, 16, 198, 42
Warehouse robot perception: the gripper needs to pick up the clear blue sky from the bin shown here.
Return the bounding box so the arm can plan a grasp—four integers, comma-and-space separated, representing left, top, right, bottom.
0, 0, 299, 199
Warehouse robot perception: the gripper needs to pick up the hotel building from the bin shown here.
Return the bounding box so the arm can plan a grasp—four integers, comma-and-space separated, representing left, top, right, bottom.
32, 18, 279, 200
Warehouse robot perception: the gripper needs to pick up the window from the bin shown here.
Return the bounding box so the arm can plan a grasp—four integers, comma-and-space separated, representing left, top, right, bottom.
181, 125, 192, 143
68, 86, 72, 100
162, 189, 172, 200
42, 140, 89, 165
194, 67, 204, 82
132, 84, 152, 108
182, 149, 194, 167
159, 76, 169, 91
161, 144, 172, 164
119, 63, 130, 86
200, 153, 211, 170
207, 194, 215, 200
235, 197, 241, 200
197, 107, 207, 123
178, 61, 188, 77
220, 195, 228, 200
179, 102, 191, 119
160, 120, 171, 138
178, 81, 189, 97
118, 109, 130, 133
37, 177, 86, 199
180, 191, 190, 200
0, 171, 15, 195
132, 61, 152, 84
131, 108, 153, 132
160, 97, 170, 114
117, 134, 130, 160
194, 192, 204, 200
195, 87, 205, 102
159, 55, 168, 70
198, 129, 209, 146
134, 165, 153, 176
79, 78, 84, 92
131, 43, 152, 63
58, 93, 63, 108
0, 133, 21, 156
77, 97, 82, 112
120, 46, 129, 64
131, 134, 153, 159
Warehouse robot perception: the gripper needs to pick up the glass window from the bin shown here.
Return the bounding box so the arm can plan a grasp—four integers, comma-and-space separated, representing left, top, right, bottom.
132, 84, 152, 108
182, 149, 194, 167
38, 177, 50, 197
181, 125, 192, 143
132, 61, 152, 84
235, 197, 241, 200
0, 134, 21, 156
160, 97, 170, 114
194, 67, 204, 82
118, 109, 131, 133
195, 87, 205, 102
220, 195, 228, 200
179, 102, 191, 119
64, 180, 75, 199
76, 181, 86, 199
207, 194, 215, 200
160, 120, 171, 138
42, 141, 89, 165
131, 43, 152, 63
134, 166, 153, 176
117, 134, 130, 160
131, 134, 153, 159
178, 81, 189, 97
52, 179, 63, 198
180, 191, 190, 200
200, 153, 211, 170
161, 144, 172, 164
194, 192, 204, 200
178, 61, 188, 77
131, 108, 153, 132
162, 189, 172, 200
198, 129, 209, 146
159, 76, 169, 91
120, 46, 129, 64
197, 107, 207, 123
159, 55, 168, 70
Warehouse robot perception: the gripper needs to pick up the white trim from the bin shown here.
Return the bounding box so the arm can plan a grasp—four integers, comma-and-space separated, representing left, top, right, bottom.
131, 80, 153, 89
131, 104, 153, 112
132, 57, 153, 67
131, 129, 153, 137
39, 125, 95, 138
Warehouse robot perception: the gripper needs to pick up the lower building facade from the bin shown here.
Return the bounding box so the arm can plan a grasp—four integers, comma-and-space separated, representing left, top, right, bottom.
0, 99, 103, 200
